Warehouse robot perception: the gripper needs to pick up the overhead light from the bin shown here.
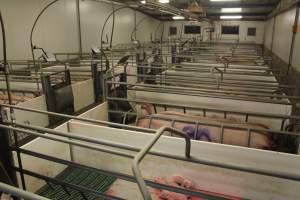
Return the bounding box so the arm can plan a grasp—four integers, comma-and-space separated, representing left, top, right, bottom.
220, 15, 242, 19
221, 8, 242, 13
159, 0, 170, 3
187, 0, 204, 14
173, 16, 185, 20
211, 0, 240, 1
141, 0, 146, 4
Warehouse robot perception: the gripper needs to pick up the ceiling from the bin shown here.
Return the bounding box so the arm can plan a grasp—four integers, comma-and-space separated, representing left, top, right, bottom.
136, 0, 281, 21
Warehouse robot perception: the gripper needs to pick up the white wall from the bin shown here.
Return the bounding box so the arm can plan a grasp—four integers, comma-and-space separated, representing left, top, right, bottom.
272, 8, 296, 63
80, 1, 160, 52
164, 20, 265, 44
264, 7, 300, 72
0, 0, 79, 60
264, 18, 274, 50
0, 0, 159, 60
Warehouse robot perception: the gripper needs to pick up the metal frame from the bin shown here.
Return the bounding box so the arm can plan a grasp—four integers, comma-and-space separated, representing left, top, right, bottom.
102, 42, 300, 154
1, 104, 300, 199
107, 99, 300, 152
1, 40, 300, 199
108, 81, 295, 105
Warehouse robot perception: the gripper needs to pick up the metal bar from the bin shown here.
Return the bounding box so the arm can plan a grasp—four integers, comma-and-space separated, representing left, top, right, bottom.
270, 16, 277, 68
109, 81, 299, 101
140, 114, 300, 137
128, 73, 284, 85
0, 103, 155, 133
76, 0, 82, 55
15, 128, 300, 188
13, 168, 123, 200
12, 129, 26, 190
126, 86, 293, 105
132, 126, 191, 199
153, 104, 157, 114
287, 3, 300, 75
17, 148, 233, 200
106, 97, 300, 121
0, 182, 49, 200
247, 129, 252, 147
0, 124, 134, 158
220, 125, 225, 144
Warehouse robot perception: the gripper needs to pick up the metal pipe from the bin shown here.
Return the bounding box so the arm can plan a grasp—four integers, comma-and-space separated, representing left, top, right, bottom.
17, 148, 229, 200
130, 15, 148, 41
0, 124, 134, 158
76, 0, 83, 56
30, 0, 60, 67
0, 9, 12, 105
108, 81, 296, 104
0, 182, 49, 200
2, 117, 300, 188
1, 9, 26, 189
100, 6, 130, 50
0, 103, 155, 133
132, 126, 191, 199
106, 97, 300, 121
287, 3, 300, 75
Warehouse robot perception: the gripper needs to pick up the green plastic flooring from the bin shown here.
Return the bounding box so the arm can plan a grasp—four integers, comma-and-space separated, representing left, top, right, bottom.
36, 167, 116, 200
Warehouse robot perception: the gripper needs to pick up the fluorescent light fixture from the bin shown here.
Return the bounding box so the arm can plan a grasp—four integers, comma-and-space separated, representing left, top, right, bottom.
173, 15, 185, 20
159, 0, 170, 3
211, 0, 240, 1
141, 0, 146, 4
220, 15, 242, 19
221, 8, 242, 13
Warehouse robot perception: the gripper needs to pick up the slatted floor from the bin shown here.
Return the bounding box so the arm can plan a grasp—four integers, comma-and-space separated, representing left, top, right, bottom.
36, 167, 116, 200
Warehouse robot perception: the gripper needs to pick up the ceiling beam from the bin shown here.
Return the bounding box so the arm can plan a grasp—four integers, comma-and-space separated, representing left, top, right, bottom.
205, 3, 279, 8
207, 12, 270, 17
171, 2, 279, 9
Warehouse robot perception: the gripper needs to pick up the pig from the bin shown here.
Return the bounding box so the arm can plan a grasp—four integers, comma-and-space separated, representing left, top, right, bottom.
137, 104, 275, 150
151, 175, 241, 200
0, 93, 35, 104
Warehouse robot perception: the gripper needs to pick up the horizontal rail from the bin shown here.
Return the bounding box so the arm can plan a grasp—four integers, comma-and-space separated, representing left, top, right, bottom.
106, 97, 300, 121
108, 81, 294, 105
0, 103, 155, 133
133, 126, 191, 199
16, 148, 231, 200
0, 182, 49, 200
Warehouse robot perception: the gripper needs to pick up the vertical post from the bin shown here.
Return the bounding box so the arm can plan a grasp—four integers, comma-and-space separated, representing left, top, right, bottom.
270, 15, 277, 68
287, 4, 300, 75
76, 0, 83, 56
134, 10, 137, 40
91, 61, 102, 103
66, 122, 74, 162
1, 9, 24, 190
0, 122, 16, 185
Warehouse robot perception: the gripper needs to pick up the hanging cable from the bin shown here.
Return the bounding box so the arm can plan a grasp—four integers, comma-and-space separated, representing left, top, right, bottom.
100, 6, 129, 71
110, 3, 115, 49
30, 0, 60, 68
0, 9, 21, 189
100, 6, 129, 51
130, 16, 148, 41
0, 10, 12, 106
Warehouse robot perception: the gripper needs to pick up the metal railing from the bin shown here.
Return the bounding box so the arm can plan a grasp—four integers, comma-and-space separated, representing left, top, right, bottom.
1, 103, 300, 199
0, 182, 49, 200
